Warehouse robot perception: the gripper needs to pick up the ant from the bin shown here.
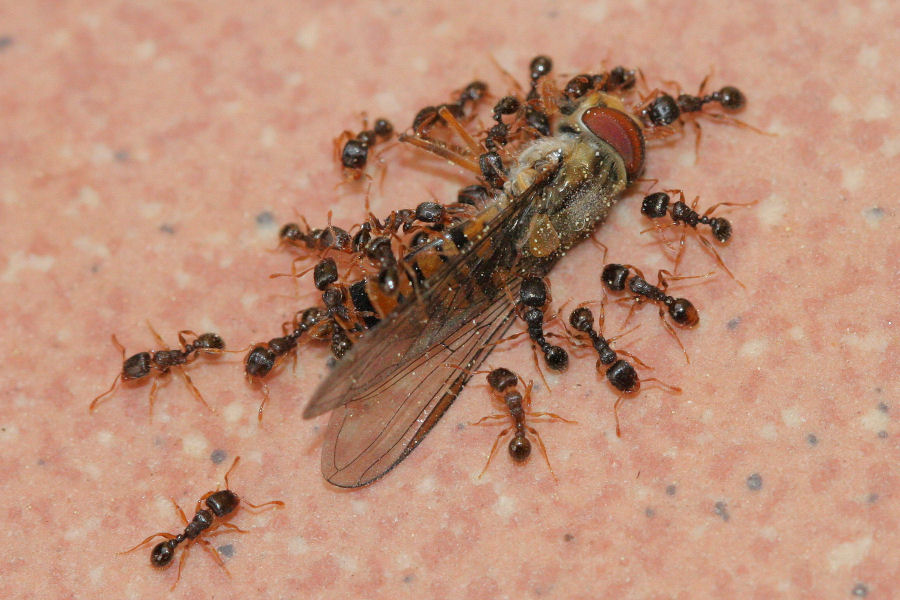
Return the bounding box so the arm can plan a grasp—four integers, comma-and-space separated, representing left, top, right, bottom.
567, 302, 680, 436
90, 325, 225, 415
492, 277, 568, 390
121, 456, 283, 590
338, 117, 394, 178
470, 367, 575, 480
641, 190, 756, 285
245, 307, 324, 421
601, 263, 704, 363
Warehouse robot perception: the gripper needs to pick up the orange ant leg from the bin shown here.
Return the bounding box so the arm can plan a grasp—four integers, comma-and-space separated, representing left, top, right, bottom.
477, 426, 513, 479
90, 335, 128, 412
525, 425, 558, 482
437, 105, 483, 157
119, 532, 176, 555
397, 134, 482, 175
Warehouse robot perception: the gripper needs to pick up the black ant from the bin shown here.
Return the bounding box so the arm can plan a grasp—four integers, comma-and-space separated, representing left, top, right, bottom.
411, 80, 487, 134
338, 117, 394, 178
601, 264, 704, 363
470, 367, 575, 479
277, 212, 353, 256
567, 302, 680, 436
91, 325, 225, 415
245, 307, 324, 421
121, 456, 283, 590
641, 190, 756, 285
496, 277, 568, 388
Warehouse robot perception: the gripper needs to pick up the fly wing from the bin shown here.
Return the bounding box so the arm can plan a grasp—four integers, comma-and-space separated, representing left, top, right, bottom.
320, 283, 518, 487
303, 196, 532, 487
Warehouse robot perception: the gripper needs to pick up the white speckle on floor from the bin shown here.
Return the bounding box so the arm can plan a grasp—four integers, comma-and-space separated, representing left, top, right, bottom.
757, 194, 786, 227
138, 202, 162, 219
827, 535, 871, 572
288, 535, 309, 554
223, 400, 244, 424
863, 94, 889, 121
1, 251, 56, 282
416, 475, 436, 494
96, 430, 114, 446
738, 337, 768, 359
828, 94, 852, 114
759, 423, 777, 440
294, 22, 319, 49
494, 494, 516, 518
856, 45, 880, 68
74, 236, 111, 259
780, 407, 804, 428
260, 125, 277, 148
182, 432, 209, 458
841, 330, 888, 354
859, 407, 889, 433
135, 40, 156, 61
788, 325, 805, 341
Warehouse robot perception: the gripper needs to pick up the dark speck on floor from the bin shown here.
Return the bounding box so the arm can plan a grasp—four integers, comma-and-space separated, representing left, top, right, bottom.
726, 316, 741, 330
866, 493, 878, 503
747, 473, 763, 491
666, 484, 677, 496
714, 501, 729, 522
256, 211, 275, 227
563, 533, 575, 542
159, 223, 176, 234
852, 582, 869, 597
0, 36, 12, 51
403, 574, 415, 583
210, 449, 227, 464
877, 402, 888, 413
217, 544, 234, 558
877, 430, 888, 439
645, 507, 655, 518
807, 433, 818, 446
114, 149, 130, 162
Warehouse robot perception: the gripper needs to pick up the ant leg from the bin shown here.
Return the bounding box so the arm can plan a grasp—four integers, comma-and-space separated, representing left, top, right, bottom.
194, 538, 230, 574
526, 426, 558, 482
148, 377, 161, 418
639, 378, 682, 394
90, 373, 121, 412
437, 105, 483, 157
657, 304, 691, 364
177, 369, 213, 412
256, 383, 271, 423
528, 411, 578, 425
171, 540, 191, 590
241, 498, 286, 511
477, 427, 512, 479
397, 134, 481, 175
119, 532, 175, 554
222, 456, 240, 489
146, 321, 168, 349
613, 394, 626, 438
471, 413, 509, 426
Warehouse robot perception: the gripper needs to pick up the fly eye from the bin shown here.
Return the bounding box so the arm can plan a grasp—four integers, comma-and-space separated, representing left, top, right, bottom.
580, 107, 645, 180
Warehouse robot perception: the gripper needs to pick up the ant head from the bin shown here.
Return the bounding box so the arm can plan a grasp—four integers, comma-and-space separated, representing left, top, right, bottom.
122, 352, 152, 380
196, 333, 225, 352
508, 435, 532, 462
486, 368, 518, 393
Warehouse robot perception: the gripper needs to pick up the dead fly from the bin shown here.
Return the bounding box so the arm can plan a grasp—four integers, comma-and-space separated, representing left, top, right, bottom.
299, 57, 748, 487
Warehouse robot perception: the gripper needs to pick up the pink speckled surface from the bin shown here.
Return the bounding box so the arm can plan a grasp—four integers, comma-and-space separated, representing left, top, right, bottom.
1, 1, 898, 598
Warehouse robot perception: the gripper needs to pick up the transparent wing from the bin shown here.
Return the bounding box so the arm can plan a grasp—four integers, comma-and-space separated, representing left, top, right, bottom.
303, 197, 532, 487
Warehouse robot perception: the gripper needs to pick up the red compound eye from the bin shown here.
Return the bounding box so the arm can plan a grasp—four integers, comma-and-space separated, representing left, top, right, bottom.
581, 106, 646, 180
